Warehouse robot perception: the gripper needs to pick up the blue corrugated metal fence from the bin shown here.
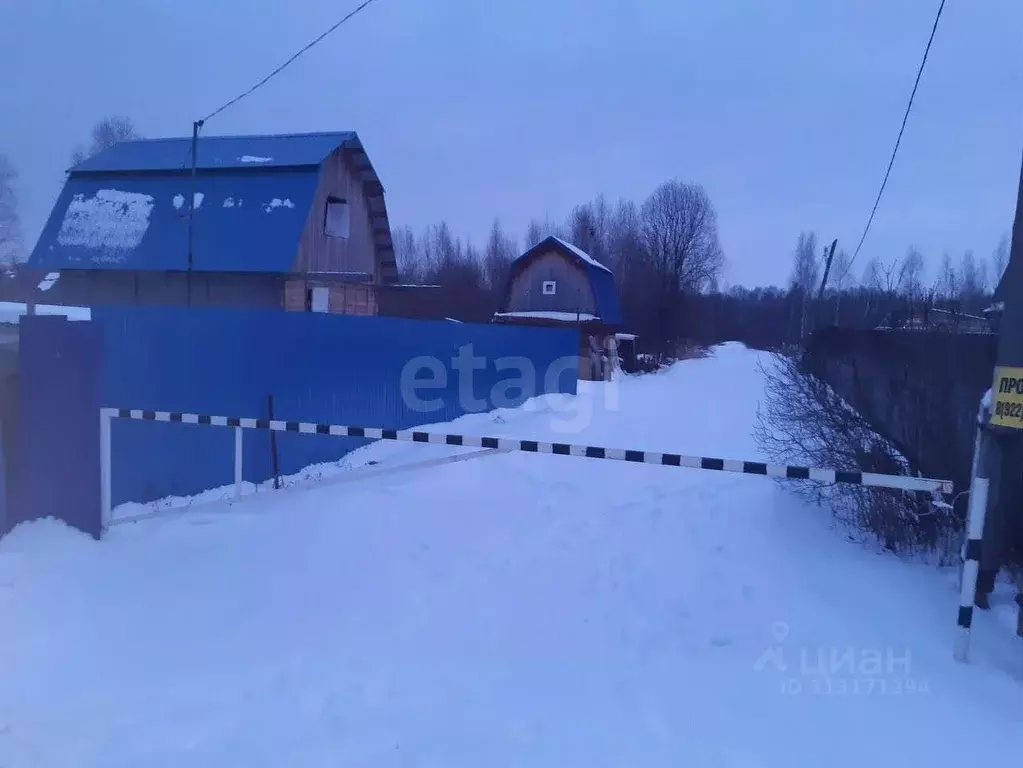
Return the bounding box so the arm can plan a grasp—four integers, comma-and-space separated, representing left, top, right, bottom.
95, 307, 578, 508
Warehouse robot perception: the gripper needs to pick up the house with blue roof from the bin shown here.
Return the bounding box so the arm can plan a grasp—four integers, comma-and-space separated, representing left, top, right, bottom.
27, 131, 399, 314
491, 235, 625, 380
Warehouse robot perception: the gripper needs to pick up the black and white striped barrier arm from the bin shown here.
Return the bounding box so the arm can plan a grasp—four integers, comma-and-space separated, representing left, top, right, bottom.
99, 408, 954, 519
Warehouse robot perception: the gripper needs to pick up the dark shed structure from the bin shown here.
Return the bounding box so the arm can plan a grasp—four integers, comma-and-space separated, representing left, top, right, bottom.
492, 235, 625, 379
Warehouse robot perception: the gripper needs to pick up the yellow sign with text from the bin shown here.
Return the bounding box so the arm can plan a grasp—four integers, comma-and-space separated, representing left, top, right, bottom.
990, 366, 1023, 428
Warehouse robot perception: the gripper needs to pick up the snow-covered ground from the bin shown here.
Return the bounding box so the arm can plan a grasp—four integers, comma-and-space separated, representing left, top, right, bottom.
0, 343, 1020, 767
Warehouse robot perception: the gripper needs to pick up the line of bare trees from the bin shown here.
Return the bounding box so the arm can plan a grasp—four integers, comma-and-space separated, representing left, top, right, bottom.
395, 179, 726, 351
396, 187, 1008, 356
0, 155, 23, 267
787, 229, 1007, 305
683, 231, 1008, 351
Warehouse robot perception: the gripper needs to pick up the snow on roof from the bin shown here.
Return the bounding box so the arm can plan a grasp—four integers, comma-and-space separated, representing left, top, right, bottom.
551, 236, 611, 273
70, 132, 359, 173
31, 170, 320, 273
262, 198, 295, 213
494, 310, 599, 323
56, 189, 154, 264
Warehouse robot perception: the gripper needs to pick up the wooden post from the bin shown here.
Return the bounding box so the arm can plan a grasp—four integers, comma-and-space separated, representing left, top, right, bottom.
267, 394, 281, 490
233, 426, 243, 500
186, 120, 203, 308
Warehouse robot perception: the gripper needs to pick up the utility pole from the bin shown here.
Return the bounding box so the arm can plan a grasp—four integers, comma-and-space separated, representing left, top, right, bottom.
186, 119, 204, 308
816, 239, 839, 300
959, 151, 1023, 660
799, 238, 839, 339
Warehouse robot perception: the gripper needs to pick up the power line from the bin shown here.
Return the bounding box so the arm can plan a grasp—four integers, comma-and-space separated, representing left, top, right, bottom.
200, 0, 383, 124
843, 0, 946, 279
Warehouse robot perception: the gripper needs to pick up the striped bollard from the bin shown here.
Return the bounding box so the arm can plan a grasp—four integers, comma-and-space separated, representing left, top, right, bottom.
954, 394, 994, 663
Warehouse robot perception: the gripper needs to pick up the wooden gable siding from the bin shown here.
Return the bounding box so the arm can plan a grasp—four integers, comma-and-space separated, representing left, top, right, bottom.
505, 249, 596, 314
283, 278, 377, 316
294, 149, 375, 276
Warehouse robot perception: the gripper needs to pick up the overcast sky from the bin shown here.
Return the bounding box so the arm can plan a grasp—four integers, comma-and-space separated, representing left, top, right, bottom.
1, 0, 1020, 287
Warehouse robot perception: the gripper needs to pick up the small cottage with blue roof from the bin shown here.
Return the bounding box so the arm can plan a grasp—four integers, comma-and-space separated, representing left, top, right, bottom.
28, 131, 398, 314
492, 235, 624, 380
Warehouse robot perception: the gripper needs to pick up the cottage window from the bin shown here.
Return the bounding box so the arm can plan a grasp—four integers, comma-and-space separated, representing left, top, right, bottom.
324, 197, 350, 239
542, 280, 557, 296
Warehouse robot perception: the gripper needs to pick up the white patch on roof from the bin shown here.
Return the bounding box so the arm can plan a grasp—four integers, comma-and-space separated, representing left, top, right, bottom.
494, 310, 599, 322
239, 156, 273, 163
223, 198, 235, 209
173, 193, 204, 210
56, 189, 154, 262
551, 236, 612, 273
263, 198, 295, 213
37, 272, 60, 292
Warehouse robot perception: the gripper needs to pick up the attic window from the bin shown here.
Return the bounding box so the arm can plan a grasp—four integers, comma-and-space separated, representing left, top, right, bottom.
324, 196, 350, 239
542, 280, 557, 296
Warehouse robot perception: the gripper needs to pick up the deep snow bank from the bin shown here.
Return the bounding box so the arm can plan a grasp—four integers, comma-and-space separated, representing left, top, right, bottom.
0, 344, 1020, 768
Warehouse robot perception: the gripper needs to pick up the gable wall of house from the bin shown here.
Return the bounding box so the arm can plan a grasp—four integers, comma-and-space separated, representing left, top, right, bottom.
504, 249, 596, 315
283, 278, 377, 316
294, 149, 375, 278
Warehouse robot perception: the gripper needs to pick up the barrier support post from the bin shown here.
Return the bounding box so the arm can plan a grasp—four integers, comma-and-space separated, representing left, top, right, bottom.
955, 395, 995, 663
99, 408, 112, 532
234, 426, 243, 500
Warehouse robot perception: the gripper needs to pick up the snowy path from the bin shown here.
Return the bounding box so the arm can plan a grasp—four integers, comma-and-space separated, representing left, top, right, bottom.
0, 344, 1020, 767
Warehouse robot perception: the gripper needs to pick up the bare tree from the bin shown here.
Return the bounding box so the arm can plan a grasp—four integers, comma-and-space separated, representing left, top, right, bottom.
391, 225, 421, 280
640, 179, 725, 293
977, 260, 990, 300
992, 233, 1010, 289
0, 155, 23, 266
789, 231, 820, 292
958, 249, 984, 303
899, 246, 925, 300
863, 257, 908, 296
934, 252, 958, 299
567, 195, 612, 266
755, 350, 959, 558
483, 218, 517, 293
829, 248, 855, 291
71, 115, 142, 166
608, 198, 644, 273
523, 216, 566, 249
